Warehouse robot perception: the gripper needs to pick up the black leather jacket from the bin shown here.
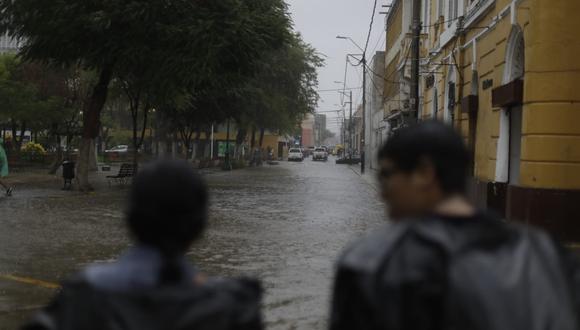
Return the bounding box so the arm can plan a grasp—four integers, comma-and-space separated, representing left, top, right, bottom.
330, 213, 580, 330
23, 276, 262, 330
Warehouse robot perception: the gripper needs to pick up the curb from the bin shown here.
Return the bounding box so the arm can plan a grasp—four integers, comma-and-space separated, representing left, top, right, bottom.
349, 166, 379, 192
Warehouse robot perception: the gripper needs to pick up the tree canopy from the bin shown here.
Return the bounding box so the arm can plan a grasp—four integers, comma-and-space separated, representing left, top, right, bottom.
0, 0, 323, 184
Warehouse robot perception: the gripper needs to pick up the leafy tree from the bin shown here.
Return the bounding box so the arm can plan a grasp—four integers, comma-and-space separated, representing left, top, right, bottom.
0, 55, 61, 153
0, 0, 292, 190
240, 33, 323, 148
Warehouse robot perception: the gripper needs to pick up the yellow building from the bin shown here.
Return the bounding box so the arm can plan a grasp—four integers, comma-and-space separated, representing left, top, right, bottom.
418, 0, 580, 241
384, 0, 429, 131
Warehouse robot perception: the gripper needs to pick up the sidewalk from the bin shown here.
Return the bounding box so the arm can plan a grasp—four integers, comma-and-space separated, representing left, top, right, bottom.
349, 165, 380, 192
2, 162, 227, 193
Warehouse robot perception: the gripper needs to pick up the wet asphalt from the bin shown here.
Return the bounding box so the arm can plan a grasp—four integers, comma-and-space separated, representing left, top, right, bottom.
0, 157, 387, 329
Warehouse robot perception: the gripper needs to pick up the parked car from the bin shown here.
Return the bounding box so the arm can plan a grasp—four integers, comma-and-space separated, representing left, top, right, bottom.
312, 147, 328, 161
288, 148, 304, 161
105, 145, 129, 154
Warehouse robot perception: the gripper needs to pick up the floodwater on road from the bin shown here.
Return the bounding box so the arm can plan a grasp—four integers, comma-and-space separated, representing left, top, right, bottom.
0, 158, 386, 329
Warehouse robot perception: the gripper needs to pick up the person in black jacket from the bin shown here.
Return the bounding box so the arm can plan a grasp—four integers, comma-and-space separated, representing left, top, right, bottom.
24, 160, 262, 330
330, 121, 580, 330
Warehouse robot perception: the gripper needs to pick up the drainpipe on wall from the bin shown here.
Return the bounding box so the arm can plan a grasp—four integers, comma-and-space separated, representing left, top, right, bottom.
455, 16, 466, 129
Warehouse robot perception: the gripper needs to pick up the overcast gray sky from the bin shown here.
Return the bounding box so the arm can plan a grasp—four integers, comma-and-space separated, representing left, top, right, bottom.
287, 0, 388, 133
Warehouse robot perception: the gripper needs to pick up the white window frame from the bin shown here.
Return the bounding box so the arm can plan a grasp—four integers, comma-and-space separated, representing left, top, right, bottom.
448, 0, 459, 26
422, 0, 431, 33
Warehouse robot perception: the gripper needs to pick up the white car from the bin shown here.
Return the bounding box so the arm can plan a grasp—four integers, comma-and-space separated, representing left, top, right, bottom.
312, 147, 328, 161
105, 145, 129, 154
288, 148, 304, 161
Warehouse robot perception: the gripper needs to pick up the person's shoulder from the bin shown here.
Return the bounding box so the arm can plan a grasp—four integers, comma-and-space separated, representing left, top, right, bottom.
338, 223, 411, 274
203, 276, 262, 303
197, 277, 263, 328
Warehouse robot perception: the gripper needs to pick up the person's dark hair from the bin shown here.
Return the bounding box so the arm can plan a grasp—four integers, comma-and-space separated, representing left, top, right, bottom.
378, 121, 469, 194
126, 161, 208, 284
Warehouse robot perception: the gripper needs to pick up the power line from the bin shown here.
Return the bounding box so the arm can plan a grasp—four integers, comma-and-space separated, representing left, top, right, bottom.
423, 16, 461, 28
364, 44, 413, 86
370, 27, 386, 55
364, 0, 380, 54
318, 87, 362, 92
341, 57, 349, 105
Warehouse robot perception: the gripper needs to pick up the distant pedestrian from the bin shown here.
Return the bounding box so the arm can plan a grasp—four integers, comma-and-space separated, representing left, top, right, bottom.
330, 121, 580, 330
23, 160, 263, 330
0, 138, 13, 196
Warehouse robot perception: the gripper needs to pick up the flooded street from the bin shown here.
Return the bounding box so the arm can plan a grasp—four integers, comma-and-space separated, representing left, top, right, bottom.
0, 159, 386, 329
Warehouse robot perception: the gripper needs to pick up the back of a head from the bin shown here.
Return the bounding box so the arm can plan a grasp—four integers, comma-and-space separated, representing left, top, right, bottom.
378, 121, 469, 194
127, 160, 208, 256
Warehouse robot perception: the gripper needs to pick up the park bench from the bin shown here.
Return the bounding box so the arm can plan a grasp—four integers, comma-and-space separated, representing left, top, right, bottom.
106, 163, 137, 186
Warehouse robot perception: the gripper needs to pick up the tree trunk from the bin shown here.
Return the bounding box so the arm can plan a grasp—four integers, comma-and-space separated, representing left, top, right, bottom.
77, 64, 115, 191
250, 127, 256, 152
204, 127, 212, 160
259, 128, 265, 147
89, 140, 98, 172
76, 138, 94, 191
132, 109, 139, 171
18, 121, 26, 150
235, 128, 247, 160
10, 120, 17, 153
225, 119, 231, 170
193, 129, 201, 160
171, 134, 177, 159
48, 134, 63, 175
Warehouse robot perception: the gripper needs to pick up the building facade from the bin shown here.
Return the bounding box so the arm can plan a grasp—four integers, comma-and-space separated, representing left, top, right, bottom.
417, 0, 580, 241
353, 105, 363, 155
384, 0, 430, 133
366, 51, 387, 170
301, 114, 315, 148
314, 114, 327, 146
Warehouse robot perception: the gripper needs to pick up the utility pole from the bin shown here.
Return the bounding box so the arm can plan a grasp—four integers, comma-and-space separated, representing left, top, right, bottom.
210, 124, 214, 159
336, 36, 367, 172
410, 0, 421, 121
349, 91, 353, 164
225, 119, 231, 170
361, 54, 366, 174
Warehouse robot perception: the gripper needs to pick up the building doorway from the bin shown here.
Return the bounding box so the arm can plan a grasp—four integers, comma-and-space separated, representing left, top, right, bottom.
496, 26, 525, 184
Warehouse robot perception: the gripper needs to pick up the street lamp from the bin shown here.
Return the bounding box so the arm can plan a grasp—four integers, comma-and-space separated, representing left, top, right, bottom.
336, 36, 364, 53
337, 35, 367, 174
